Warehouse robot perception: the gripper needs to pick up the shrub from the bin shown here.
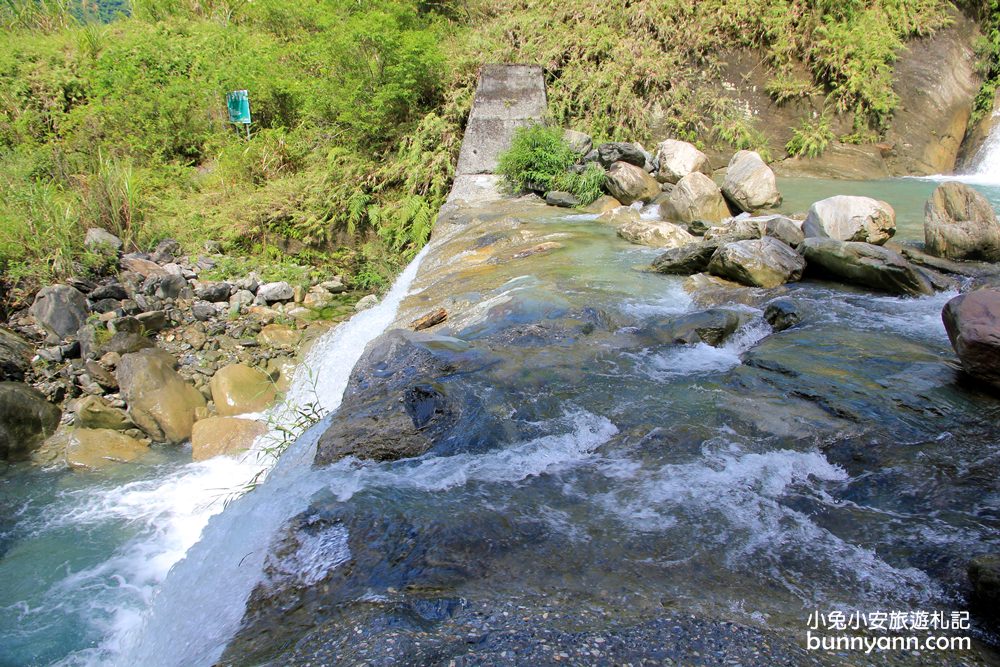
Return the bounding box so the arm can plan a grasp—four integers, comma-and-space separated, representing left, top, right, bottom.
786, 115, 835, 158
496, 123, 578, 193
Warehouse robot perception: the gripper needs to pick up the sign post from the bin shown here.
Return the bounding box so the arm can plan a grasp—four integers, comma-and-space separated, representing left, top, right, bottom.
226, 90, 252, 140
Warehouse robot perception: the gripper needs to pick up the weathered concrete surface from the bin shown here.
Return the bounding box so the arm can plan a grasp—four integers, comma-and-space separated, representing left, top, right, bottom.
454, 64, 547, 178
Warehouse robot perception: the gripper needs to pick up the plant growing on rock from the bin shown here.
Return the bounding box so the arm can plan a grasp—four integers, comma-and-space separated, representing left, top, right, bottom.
496, 124, 603, 205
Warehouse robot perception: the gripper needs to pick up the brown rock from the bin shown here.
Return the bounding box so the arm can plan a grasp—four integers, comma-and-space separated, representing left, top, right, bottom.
121, 256, 168, 278
191, 417, 268, 461
942, 289, 1000, 388
924, 182, 1000, 261
604, 161, 660, 205
411, 308, 448, 331
210, 364, 278, 416
117, 348, 206, 443
258, 324, 300, 348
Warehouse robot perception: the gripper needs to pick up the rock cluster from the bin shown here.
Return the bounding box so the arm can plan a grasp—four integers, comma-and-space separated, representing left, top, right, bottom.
0, 231, 367, 469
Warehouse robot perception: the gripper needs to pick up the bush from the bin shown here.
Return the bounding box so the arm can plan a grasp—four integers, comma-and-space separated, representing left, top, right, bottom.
497, 124, 607, 205
786, 115, 835, 158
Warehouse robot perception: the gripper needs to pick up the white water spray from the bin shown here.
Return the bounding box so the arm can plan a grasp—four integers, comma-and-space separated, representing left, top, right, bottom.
970, 112, 1000, 184
44, 246, 431, 667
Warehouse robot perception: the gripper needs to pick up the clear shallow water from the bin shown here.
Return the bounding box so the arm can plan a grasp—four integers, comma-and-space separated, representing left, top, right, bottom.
3, 171, 1000, 665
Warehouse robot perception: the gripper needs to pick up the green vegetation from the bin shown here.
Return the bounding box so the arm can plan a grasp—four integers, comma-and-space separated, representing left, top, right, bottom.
0, 0, 979, 309
786, 114, 836, 158
496, 124, 603, 205
973, 0, 1000, 119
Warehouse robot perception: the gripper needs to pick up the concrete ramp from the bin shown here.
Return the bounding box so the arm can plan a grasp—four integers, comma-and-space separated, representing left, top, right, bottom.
448, 65, 547, 204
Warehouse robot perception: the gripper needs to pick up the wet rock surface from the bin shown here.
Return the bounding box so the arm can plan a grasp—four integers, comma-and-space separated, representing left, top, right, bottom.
942, 289, 1000, 389
925, 182, 1000, 262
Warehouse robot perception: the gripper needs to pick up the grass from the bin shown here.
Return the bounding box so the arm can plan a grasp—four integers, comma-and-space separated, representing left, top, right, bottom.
786, 114, 836, 158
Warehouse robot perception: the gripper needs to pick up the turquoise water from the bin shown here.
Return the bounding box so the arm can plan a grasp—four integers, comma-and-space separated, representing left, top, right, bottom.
777, 176, 1000, 242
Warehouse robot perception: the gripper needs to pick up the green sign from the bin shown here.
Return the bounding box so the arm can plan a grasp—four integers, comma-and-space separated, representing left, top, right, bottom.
226, 90, 251, 124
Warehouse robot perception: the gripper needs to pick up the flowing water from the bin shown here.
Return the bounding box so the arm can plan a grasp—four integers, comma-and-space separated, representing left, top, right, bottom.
3, 147, 1000, 664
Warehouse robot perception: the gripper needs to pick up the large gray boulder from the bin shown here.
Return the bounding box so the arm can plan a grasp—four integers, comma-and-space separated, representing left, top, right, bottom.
595, 142, 646, 169
84, 228, 123, 253
655, 139, 712, 184
651, 242, 718, 275
0, 382, 60, 460
942, 289, 1000, 388
802, 196, 896, 245
605, 161, 660, 205
562, 129, 592, 155
659, 172, 731, 225
117, 348, 206, 444
0, 328, 33, 381
707, 237, 805, 288
30, 285, 89, 339
800, 238, 934, 296
617, 220, 695, 249
924, 182, 1000, 261
721, 150, 781, 212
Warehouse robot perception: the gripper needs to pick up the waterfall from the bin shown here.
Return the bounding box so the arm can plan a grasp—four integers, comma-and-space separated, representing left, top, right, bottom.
51, 246, 432, 667
967, 112, 1000, 184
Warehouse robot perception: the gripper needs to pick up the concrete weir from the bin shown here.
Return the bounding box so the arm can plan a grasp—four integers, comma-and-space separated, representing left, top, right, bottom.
447, 64, 547, 205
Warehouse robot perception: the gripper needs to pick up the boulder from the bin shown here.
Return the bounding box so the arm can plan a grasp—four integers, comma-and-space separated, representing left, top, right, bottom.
802, 196, 896, 245
800, 238, 934, 296
595, 142, 646, 168
617, 220, 695, 249
721, 150, 781, 212
258, 324, 300, 348
707, 237, 805, 288
34, 427, 148, 470
942, 289, 1000, 388
75, 395, 132, 430
191, 302, 216, 321
762, 216, 805, 248
639, 308, 749, 347
191, 416, 268, 461
764, 299, 802, 331
655, 139, 712, 184
302, 289, 335, 310
84, 228, 123, 253
121, 255, 167, 278
151, 238, 181, 264
924, 182, 1000, 261
154, 275, 189, 300
0, 382, 60, 460
194, 281, 232, 302
355, 294, 378, 311
563, 129, 593, 155
210, 364, 278, 417
544, 190, 581, 208
604, 162, 660, 205
31, 285, 89, 339
258, 281, 294, 303
0, 328, 33, 381
659, 172, 731, 225
651, 242, 718, 275
88, 283, 128, 301
703, 217, 763, 244
117, 348, 206, 443
583, 195, 622, 214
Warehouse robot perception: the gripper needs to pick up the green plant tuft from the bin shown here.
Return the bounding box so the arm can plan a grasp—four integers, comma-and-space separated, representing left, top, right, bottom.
786, 114, 835, 158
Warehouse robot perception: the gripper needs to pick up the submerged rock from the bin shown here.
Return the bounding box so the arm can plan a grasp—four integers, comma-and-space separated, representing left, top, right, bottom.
968, 554, 1000, 612
117, 348, 206, 444
800, 238, 934, 296
802, 195, 896, 245
617, 220, 695, 249
708, 237, 805, 288
924, 181, 1000, 261
721, 150, 781, 213
764, 299, 801, 331
659, 172, 731, 225
0, 382, 60, 460
34, 427, 148, 470
314, 330, 498, 467
638, 308, 749, 347
605, 161, 660, 205
655, 139, 712, 184
942, 289, 1000, 388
